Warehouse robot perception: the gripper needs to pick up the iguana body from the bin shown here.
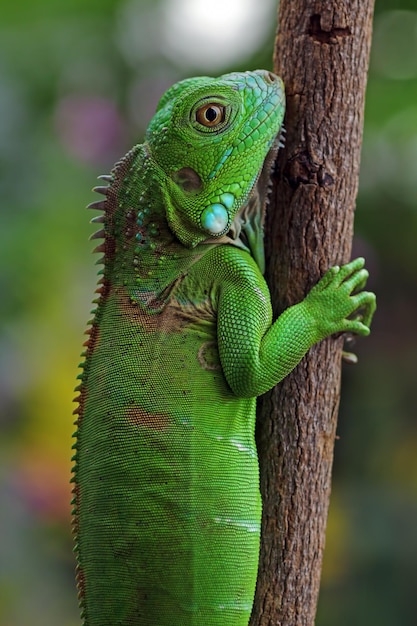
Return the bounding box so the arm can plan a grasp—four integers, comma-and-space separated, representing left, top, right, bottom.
72, 70, 375, 625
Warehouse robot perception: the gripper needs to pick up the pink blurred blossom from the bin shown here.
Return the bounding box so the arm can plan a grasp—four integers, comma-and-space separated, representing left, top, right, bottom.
55, 95, 125, 165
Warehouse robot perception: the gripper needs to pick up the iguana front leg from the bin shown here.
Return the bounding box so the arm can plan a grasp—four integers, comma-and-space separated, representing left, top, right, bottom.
215, 252, 375, 398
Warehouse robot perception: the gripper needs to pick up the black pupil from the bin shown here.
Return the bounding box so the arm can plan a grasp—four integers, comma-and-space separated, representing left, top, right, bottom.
205, 107, 218, 122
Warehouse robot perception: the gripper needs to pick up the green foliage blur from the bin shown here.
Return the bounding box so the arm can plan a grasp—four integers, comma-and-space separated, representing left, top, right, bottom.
0, 0, 415, 624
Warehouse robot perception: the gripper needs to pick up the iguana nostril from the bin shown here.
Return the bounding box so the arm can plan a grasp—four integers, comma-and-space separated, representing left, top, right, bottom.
257, 70, 279, 84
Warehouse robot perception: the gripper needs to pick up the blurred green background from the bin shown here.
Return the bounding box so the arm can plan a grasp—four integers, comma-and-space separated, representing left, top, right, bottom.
0, 0, 416, 624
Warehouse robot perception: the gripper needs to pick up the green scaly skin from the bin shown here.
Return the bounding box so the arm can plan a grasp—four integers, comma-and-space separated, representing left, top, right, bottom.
72, 70, 376, 625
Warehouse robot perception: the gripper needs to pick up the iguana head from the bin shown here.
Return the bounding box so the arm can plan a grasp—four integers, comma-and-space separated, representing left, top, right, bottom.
145, 70, 285, 267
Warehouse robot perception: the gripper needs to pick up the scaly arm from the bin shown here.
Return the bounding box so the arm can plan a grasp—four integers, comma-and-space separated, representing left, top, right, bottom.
216, 250, 375, 397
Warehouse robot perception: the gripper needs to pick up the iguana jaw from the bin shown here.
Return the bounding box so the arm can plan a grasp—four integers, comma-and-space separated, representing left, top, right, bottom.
204, 130, 285, 274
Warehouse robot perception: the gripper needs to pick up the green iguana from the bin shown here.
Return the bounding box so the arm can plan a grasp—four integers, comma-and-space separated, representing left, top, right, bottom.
71, 70, 376, 626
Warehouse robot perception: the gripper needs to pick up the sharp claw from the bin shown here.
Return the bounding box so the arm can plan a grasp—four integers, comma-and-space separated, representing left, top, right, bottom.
342, 351, 358, 365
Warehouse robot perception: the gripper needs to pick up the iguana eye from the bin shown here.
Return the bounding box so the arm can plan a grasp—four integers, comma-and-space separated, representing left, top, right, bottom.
195, 103, 226, 127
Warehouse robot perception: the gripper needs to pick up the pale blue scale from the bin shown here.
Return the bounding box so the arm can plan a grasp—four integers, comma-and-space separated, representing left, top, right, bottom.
201, 204, 229, 234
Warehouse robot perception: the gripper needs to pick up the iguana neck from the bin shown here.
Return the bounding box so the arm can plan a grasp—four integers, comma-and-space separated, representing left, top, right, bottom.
103, 145, 214, 311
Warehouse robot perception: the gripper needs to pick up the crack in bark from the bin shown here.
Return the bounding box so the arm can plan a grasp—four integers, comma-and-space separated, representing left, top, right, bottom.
284, 150, 335, 189
307, 14, 351, 44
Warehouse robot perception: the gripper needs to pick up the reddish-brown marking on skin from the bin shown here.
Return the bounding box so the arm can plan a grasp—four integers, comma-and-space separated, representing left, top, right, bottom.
73, 322, 101, 429
82, 320, 102, 353
126, 406, 171, 430
71, 483, 81, 537
72, 385, 87, 429
76, 564, 86, 601
118, 285, 215, 336
104, 233, 116, 261
118, 288, 183, 333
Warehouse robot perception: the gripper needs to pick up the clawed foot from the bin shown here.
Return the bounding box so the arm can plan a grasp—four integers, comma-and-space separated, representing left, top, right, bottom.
304, 258, 377, 342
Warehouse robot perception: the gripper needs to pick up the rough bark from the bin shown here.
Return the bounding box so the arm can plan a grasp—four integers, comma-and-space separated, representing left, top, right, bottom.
251, 2, 375, 625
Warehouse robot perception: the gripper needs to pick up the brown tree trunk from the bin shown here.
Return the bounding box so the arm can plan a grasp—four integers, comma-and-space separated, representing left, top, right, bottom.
251, 2, 375, 625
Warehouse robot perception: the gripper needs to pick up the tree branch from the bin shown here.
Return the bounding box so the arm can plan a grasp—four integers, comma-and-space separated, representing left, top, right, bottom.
251, 2, 375, 624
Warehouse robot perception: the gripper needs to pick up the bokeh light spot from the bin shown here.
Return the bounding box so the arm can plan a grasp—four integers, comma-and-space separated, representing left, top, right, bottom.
162, 0, 275, 70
